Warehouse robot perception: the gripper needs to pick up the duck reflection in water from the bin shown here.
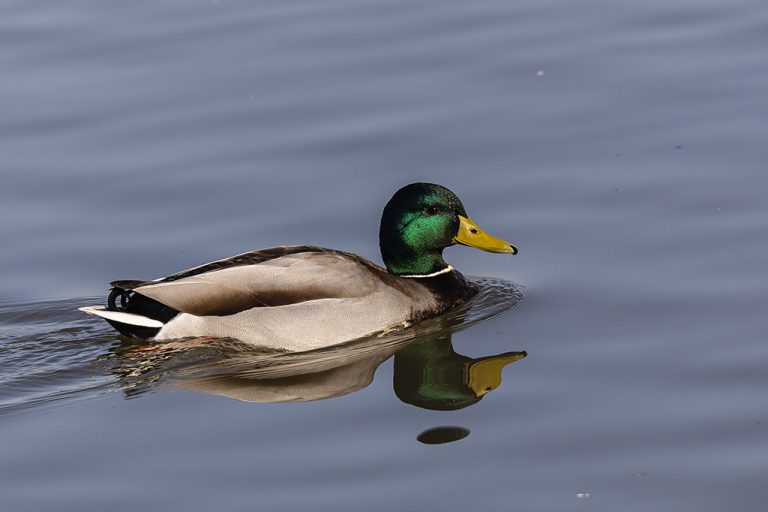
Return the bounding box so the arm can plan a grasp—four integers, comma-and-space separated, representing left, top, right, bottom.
160, 331, 525, 409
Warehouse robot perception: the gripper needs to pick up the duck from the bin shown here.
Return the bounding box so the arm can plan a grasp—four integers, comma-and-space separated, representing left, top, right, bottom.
79, 183, 517, 352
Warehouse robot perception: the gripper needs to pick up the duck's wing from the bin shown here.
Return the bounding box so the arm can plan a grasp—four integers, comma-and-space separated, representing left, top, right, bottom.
112, 246, 395, 317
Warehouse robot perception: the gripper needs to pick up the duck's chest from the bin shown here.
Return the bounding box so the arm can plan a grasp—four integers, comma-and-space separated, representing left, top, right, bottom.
410, 271, 479, 316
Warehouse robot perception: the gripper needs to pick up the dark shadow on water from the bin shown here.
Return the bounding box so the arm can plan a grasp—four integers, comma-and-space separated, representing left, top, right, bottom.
417, 426, 471, 445
0, 278, 526, 430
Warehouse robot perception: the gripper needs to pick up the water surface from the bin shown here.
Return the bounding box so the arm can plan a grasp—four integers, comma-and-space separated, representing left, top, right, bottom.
2, 0, 768, 510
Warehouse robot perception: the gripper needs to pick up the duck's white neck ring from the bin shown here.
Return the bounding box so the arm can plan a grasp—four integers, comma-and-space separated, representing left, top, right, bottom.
400, 265, 454, 279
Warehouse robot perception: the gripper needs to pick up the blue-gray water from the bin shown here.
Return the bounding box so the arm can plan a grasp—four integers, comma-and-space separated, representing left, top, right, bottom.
2, 0, 767, 510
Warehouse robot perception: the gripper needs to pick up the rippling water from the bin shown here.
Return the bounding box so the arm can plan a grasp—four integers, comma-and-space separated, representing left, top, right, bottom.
2, 0, 768, 510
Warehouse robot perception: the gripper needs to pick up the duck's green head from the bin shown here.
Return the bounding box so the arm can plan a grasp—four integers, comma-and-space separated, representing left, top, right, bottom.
379, 183, 517, 275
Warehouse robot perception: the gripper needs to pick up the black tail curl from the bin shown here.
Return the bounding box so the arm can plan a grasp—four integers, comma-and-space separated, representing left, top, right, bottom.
105, 287, 180, 340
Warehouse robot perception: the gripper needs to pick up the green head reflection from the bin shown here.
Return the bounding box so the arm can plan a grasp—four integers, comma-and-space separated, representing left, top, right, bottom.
393, 333, 526, 411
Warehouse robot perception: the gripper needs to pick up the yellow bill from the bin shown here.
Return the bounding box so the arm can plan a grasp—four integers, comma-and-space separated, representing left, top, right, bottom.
453, 215, 518, 254
467, 351, 527, 396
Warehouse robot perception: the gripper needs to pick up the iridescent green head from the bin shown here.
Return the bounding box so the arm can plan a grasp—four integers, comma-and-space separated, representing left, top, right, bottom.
379, 183, 517, 276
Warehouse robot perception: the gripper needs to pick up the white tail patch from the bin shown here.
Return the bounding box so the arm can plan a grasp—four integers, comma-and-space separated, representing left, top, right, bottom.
78, 306, 164, 328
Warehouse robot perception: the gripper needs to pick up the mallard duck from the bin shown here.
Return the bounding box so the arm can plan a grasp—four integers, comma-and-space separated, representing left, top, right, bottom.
80, 183, 517, 351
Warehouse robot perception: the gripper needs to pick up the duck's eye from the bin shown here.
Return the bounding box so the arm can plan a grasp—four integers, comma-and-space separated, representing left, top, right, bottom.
425, 205, 441, 215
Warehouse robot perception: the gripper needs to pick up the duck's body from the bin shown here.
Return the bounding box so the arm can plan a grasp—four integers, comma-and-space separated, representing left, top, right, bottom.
84, 246, 476, 351
80, 183, 516, 351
